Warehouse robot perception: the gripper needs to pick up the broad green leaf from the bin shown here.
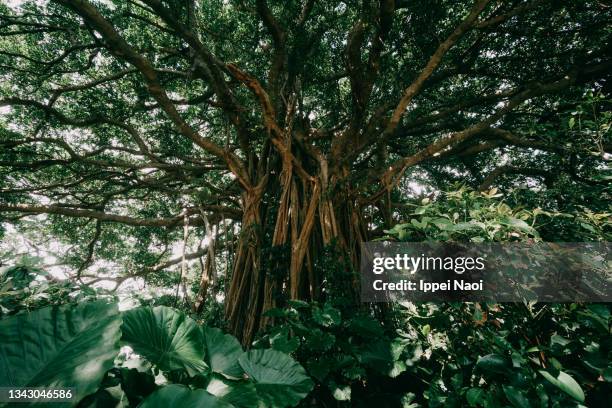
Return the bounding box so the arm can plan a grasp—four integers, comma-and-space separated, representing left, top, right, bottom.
466, 388, 484, 406
414, 206, 428, 215
580, 222, 596, 233
311, 304, 341, 327
306, 358, 333, 381
500, 216, 535, 234
390, 360, 407, 378
117, 367, 157, 406
121, 306, 207, 375
239, 349, 313, 407
411, 218, 426, 229
287, 300, 309, 309
206, 375, 259, 408
603, 367, 612, 382
139, 384, 228, 408
203, 326, 244, 378
357, 341, 394, 375
269, 328, 299, 354
0, 301, 121, 404
303, 329, 335, 352
78, 385, 128, 408
503, 385, 531, 408
349, 315, 384, 337
511, 352, 526, 368
550, 334, 571, 347
539, 370, 585, 402
432, 217, 453, 230
475, 354, 510, 374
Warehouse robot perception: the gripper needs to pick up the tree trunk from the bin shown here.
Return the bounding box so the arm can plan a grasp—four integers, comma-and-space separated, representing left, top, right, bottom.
225, 153, 366, 345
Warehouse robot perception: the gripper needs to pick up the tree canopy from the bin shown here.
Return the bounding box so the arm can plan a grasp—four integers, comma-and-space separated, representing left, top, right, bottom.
0, 0, 610, 342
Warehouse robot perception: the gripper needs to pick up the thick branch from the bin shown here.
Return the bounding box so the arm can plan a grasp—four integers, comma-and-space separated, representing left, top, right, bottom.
383, 0, 490, 137
478, 165, 556, 191
55, 0, 250, 188
0, 203, 241, 226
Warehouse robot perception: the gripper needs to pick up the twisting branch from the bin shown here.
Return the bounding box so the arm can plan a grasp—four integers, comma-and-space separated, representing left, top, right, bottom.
0, 204, 241, 226
372, 60, 612, 199
139, 0, 253, 154
256, 0, 287, 97
55, 0, 251, 188
383, 0, 491, 137
76, 219, 102, 278
478, 165, 556, 191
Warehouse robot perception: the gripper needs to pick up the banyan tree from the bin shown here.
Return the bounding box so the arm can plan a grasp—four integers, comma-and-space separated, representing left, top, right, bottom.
0, 0, 609, 343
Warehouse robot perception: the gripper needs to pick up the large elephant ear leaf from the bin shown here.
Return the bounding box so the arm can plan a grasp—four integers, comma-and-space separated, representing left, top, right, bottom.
139, 384, 230, 408
203, 326, 244, 378
0, 301, 121, 404
207, 375, 259, 408
121, 306, 207, 375
239, 349, 313, 408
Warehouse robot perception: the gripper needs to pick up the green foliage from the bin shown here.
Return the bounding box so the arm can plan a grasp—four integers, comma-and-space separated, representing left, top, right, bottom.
0, 257, 114, 317
385, 186, 610, 243
0, 301, 121, 405
0, 0, 610, 406
121, 306, 313, 407
203, 326, 245, 378
258, 293, 611, 408
0, 303, 312, 408
139, 385, 228, 408
255, 188, 611, 407
381, 189, 611, 407
238, 349, 313, 407
258, 299, 408, 406
122, 306, 208, 376
538, 370, 584, 403
392, 301, 612, 407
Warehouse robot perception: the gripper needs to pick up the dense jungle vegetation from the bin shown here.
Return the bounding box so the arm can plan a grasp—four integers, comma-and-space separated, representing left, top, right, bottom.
0, 0, 610, 406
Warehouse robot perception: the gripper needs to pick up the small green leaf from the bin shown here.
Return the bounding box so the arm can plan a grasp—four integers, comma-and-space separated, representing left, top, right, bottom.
432, 217, 453, 230
538, 370, 585, 402
269, 327, 299, 353
475, 354, 510, 374
511, 352, 525, 368
287, 299, 310, 309
550, 334, 571, 347
349, 315, 384, 337
603, 367, 612, 382
312, 304, 341, 327
580, 222, 596, 233
503, 385, 531, 408
357, 341, 395, 376
500, 216, 535, 234
414, 206, 428, 215
466, 388, 484, 407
